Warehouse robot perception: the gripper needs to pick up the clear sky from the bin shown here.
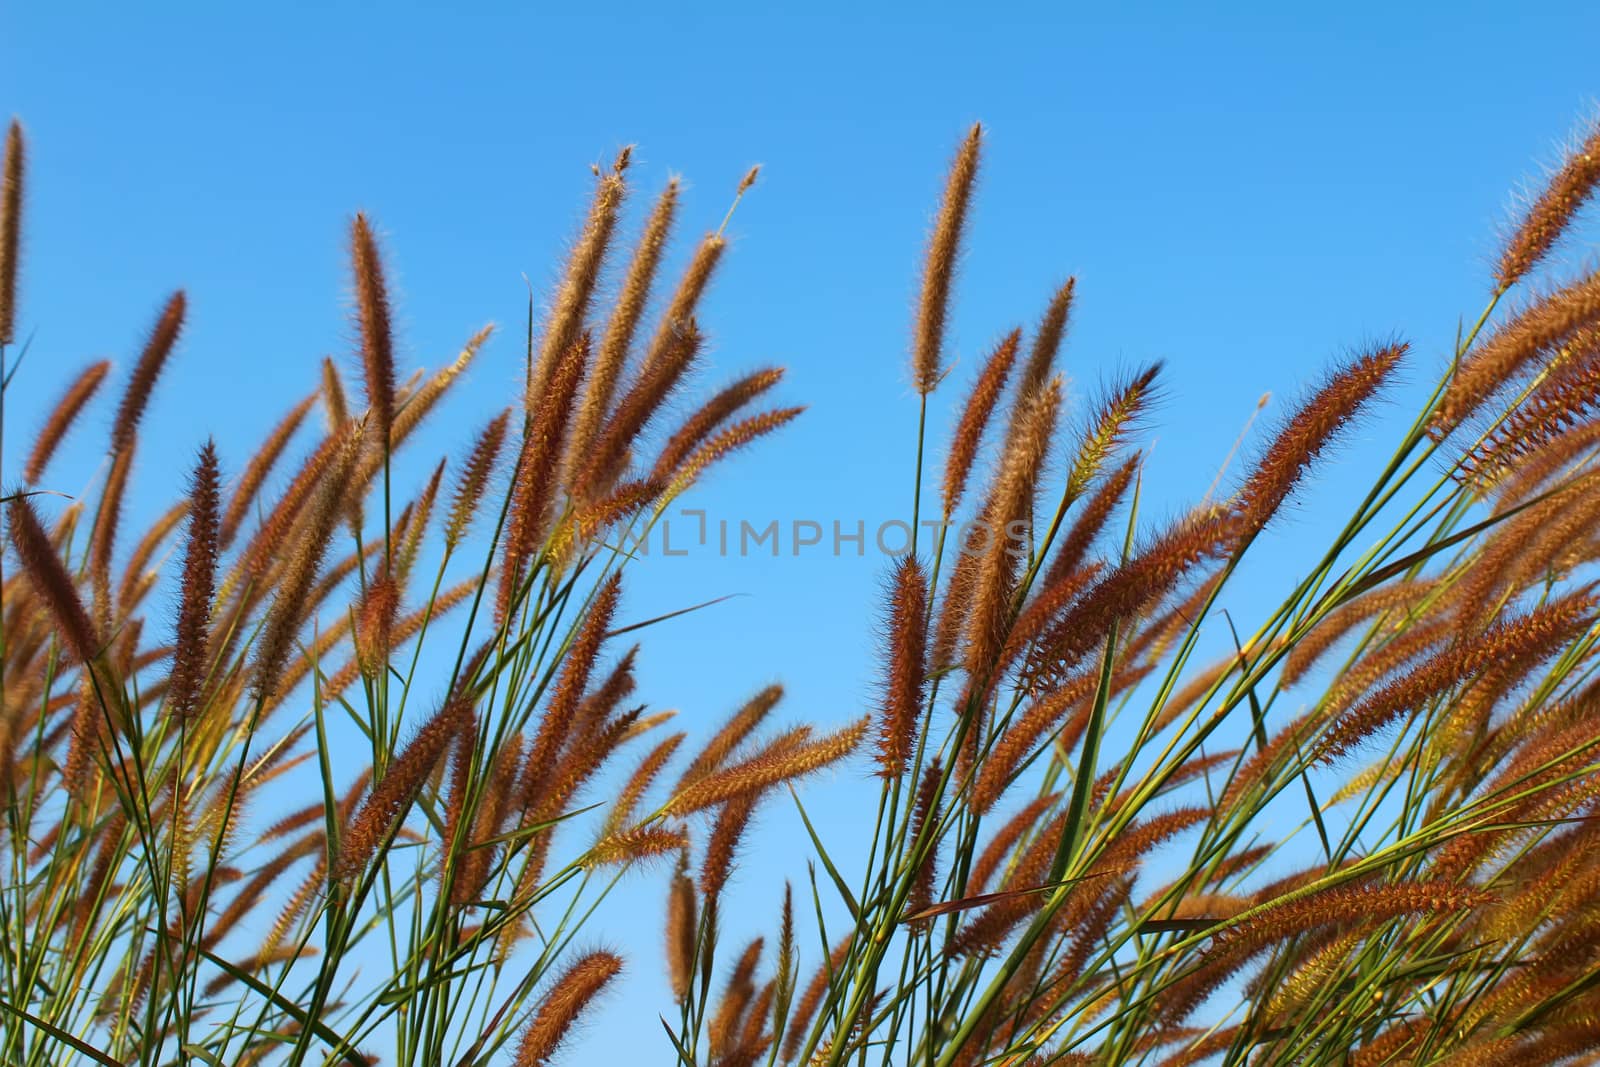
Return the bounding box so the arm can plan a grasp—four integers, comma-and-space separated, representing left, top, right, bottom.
6, 4, 1600, 1064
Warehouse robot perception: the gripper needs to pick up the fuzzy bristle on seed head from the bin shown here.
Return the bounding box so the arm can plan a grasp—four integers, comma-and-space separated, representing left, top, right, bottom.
913, 123, 982, 395
566, 180, 680, 492
942, 329, 1020, 517
7, 495, 100, 665
111, 291, 186, 456
651, 367, 786, 484
512, 950, 623, 1067
168, 441, 220, 722
667, 716, 867, 817
1235, 342, 1404, 532
666, 405, 804, 496
0, 119, 21, 345
1498, 116, 1600, 291
529, 168, 625, 416
666, 851, 697, 1002
24, 360, 111, 485
1432, 271, 1600, 436
338, 692, 473, 881
350, 213, 396, 443
445, 409, 510, 551
877, 555, 929, 778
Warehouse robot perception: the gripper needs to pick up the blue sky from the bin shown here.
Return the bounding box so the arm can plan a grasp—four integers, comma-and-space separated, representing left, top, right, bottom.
6, 4, 1600, 1063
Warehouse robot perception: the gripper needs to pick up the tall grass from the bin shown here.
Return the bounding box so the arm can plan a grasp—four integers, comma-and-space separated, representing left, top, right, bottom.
5, 105, 1600, 1067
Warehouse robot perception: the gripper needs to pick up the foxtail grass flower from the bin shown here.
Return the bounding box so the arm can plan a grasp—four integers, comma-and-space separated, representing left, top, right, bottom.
651, 366, 785, 483
350, 214, 396, 443
444, 408, 510, 551
665, 850, 698, 1003
7, 495, 100, 665
567, 178, 680, 486
913, 123, 982, 394
0, 119, 21, 345
676, 685, 784, 794
513, 950, 623, 1067
1433, 270, 1600, 435
337, 692, 473, 880
1497, 115, 1600, 290
529, 160, 626, 416
24, 360, 110, 485
111, 291, 186, 456
876, 555, 929, 778
665, 716, 867, 816
1234, 342, 1405, 533
942, 329, 1020, 517
168, 442, 220, 722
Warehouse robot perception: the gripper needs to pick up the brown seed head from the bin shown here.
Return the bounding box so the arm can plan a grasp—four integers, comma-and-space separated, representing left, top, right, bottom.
942, 329, 1020, 516
513, 951, 623, 1067
169, 442, 220, 722
877, 555, 929, 778
913, 123, 982, 394
1235, 342, 1405, 532
7, 496, 100, 665
350, 214, 396, 442
529, 168, 625, 414
112, 291, 186, 456
0, 119, 22, 345
24, 360, 110, 485
1498, 116, 1600, 290
566, 179, 680, 487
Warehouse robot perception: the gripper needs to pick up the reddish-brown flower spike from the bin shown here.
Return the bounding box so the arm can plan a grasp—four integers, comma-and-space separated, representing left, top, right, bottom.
1498, 116, 1600, 290
445, 408, 510, 551
218, 392, 317, 548
675, 684, 785, 793
168, 442, 220, 722
521, 572, 623, 811
566, 178, 680, 488
905, 759, 943, 922
350, 213, 396, 443
1040, 453, 1138, 592
650, 366, 785, 483
7, 496, 100, 665
512, 951, 623, 1067
530, 168, 626, 416
1020, 279, 1077, 403
942, 329, 1021, 517
1316, 591, 1595, 765
24, 360, 111, 485
1432, 271, 1600, 435
665, 851, 698, 1003
666, 406, 805, 495
338, 693, 473, 880
666, 716, 868, 817
914, 123, 982, 395
1235, 342, 1405, 533
0, 119, 21, 345
877, 555, 929, 778
111, 291, 186, 456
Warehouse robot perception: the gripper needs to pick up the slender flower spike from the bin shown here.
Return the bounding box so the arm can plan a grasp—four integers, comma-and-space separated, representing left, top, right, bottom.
513, 951, 623, 1066
1498, 116, 1600, 290
7, 496, 100, 665
913, 123, 982, 395
112, 291, 186, 456
0, 119, 22, 345
351, 214, 396, 443
942, 329, 1020, 517
877, 555, 929, 777
24, 360, 111, 485
168, 442, 221, 722
1235, 342, 1405, 533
